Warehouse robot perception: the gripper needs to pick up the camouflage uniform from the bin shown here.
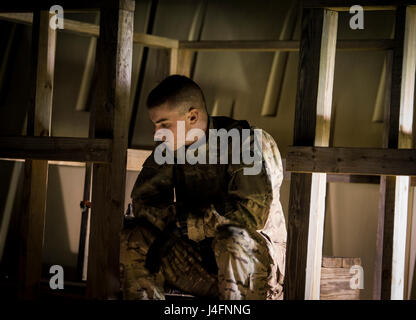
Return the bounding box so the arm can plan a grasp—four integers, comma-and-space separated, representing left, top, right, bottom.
120, 116, 287, 300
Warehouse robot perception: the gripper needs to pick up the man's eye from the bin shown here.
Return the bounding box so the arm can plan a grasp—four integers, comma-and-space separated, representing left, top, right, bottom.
161, 123, 170, 128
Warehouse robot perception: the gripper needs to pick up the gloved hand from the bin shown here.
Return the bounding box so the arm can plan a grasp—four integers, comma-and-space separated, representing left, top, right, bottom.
160, 237, 219, 298
175, 219, 188, 237
145, 221, 182, 274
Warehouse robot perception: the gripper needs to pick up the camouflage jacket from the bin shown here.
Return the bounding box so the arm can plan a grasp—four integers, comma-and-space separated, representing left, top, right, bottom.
131, 116, 287, 281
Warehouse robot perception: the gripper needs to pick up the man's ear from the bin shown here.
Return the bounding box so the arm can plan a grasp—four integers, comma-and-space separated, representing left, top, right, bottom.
187, 107, 199, 125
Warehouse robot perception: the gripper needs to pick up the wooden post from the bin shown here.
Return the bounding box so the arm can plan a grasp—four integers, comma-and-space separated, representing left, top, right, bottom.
18, 10, 56, 299
285, 8, 338, 300
86, 0, 135, 299
170, 48, 192, 76
375, 5, 416, 300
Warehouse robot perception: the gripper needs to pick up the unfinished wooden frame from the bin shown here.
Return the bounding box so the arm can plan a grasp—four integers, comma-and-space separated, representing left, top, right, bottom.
285, 2, 416, 301
284, 7, 338, 300
0, 0, 135, 299
376, 5, 416, 300
85, 0, 135, 299
17, 10, 56, 299
0, 12, 397, 52
0, 0, 415, 300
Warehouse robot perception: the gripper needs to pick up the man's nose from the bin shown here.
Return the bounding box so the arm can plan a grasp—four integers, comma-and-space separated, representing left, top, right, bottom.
153, 128, 167, 141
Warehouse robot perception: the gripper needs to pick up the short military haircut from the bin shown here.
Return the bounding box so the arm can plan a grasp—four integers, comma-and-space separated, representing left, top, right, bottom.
146, 75, 207, 113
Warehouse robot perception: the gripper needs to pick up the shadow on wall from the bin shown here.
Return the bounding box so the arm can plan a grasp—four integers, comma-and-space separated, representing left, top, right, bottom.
0, 23, 33, 281
42, 165, 84, 280
0, 164, 84, 283
0, 161, 25, 281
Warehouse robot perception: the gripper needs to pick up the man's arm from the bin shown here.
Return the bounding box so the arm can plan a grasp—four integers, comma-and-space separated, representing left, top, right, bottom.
187, 165, 273, 241
130, 154, 176, 231
187, 129, 280, 242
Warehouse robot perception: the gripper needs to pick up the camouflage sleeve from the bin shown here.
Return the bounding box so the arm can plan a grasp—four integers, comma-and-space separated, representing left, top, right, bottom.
187, 205, 231, 242
187, 128, 275, 242
222, 147, 273, 231
130, 153, 176, 231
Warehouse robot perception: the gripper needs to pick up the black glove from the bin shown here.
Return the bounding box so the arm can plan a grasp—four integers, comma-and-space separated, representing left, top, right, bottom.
145, 221, 181, 273
198, 238, 218, 275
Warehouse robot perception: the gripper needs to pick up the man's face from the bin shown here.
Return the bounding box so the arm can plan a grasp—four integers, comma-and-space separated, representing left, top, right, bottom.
149, 102, 187, 151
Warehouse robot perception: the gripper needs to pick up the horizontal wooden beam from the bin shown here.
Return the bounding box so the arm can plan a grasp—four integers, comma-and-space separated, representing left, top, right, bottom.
2, 147, 415, 187
0, 12, 179, 49
0, 148, 152, 171
336, 40, 394, 51
0, 136, 112, 163
0, 0, 410, 12
287, 146, 416, 176
133, 33, 178, 49
283, 159, 377, 184
0, 12, 396, 52
325, 7, 396, 11
179, 39, 394, 52
3, 149, 415, 185
303, 0, 415, 10
286, 170, 416, 186
179, 40, 300, 51
0, 0, 133, 12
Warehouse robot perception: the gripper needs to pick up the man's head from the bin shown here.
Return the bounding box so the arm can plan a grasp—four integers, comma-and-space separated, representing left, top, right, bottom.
147, 75, 208, 150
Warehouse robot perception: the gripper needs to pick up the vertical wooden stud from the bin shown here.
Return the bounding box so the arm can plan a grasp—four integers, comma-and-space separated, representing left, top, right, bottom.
285, 8, 338, 300
86, 0, 135, 299
18, 10, 56, 299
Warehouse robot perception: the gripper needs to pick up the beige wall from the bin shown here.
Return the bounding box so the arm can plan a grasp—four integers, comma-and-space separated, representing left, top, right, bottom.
323, 183, 380, 299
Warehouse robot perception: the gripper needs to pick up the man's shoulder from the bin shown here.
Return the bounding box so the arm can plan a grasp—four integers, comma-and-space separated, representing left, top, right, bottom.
142, 150, 159, 169
210, 116, 280, 150
211, 116, 251, 131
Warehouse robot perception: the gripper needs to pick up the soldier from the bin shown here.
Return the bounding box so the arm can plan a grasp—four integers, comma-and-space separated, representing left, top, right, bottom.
120, 75, 287, 300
